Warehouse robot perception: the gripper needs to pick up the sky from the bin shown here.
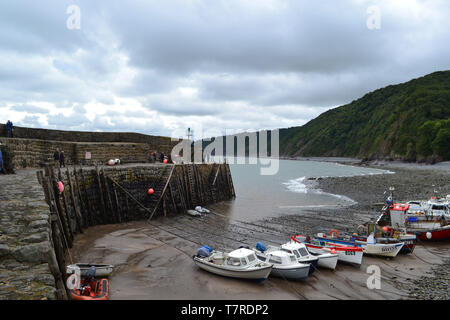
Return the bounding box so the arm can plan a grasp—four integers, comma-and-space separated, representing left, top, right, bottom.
1, 0, 449, 139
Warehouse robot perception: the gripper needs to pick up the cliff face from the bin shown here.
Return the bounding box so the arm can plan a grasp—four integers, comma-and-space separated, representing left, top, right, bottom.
279, 71, 450, 162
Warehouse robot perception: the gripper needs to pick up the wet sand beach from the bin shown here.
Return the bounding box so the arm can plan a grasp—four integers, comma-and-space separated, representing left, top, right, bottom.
69, 163, 449, 300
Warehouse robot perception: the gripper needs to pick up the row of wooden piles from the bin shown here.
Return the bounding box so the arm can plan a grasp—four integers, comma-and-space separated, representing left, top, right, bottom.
36, 163, 235, 297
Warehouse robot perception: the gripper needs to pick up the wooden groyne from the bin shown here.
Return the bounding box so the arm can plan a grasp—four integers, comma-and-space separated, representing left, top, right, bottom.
33, 163, 234, 299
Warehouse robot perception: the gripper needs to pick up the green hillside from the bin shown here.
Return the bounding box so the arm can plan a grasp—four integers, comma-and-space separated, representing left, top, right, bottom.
279, 71, 450, 162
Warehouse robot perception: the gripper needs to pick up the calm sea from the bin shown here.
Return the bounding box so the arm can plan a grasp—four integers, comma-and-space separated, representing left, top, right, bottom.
210, 158, 393, 221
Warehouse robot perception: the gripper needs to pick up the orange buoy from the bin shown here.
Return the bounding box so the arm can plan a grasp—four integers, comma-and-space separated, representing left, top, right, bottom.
382, 226, 389, 233
163, 159, 168, 164
147, 188, 155, 195
330, 229, 339, 238
58, 181, 64, 194
331, 249, 337, 254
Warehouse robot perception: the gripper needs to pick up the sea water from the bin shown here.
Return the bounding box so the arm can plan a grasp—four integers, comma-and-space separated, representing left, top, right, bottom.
211, 158, 393, 221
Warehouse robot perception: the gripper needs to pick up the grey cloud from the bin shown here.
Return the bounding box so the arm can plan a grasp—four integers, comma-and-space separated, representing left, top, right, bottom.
0, 0, 449, 137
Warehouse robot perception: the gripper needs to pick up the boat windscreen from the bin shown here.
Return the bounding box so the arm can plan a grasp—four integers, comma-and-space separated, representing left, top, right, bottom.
282, 248, 299, 258
268, 256, 282, 264
226, 257, 241, 266
298, 248, 309, 257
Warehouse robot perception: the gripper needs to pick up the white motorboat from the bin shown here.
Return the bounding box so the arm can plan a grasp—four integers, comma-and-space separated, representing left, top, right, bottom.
263, 242, 319, 275
303, 246, 339, 270
193, 248, 273, 281
254, 249, 310, 280
66, 263, 114, 277
297, 234, 364, 265
355, 234, 404, 257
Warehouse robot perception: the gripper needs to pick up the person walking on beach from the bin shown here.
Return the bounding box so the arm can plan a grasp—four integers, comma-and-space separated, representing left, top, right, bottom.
59, 151, 65, 168
5, 120, 13, 138
53, 148, 60, 168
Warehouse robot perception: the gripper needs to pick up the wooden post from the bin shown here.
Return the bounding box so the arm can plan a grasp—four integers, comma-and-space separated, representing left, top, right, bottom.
95, 165, 108, 223
78, 167, 95, 226
112, 183, 122, 223
148, 164, 175, 221
73, 168, 88, 227
65, 168, 84, 233
45, 172, 73, 248
101, 168, 117, 223
162, 194, 167, 217
125, 192, 130, 221
168, 183, 177, 213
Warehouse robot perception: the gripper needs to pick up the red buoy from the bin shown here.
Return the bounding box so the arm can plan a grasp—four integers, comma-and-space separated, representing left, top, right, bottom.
58, 181, 64, 194
163, 159, 168, 164
147, 188, 155, 195
382, 226, 389, 233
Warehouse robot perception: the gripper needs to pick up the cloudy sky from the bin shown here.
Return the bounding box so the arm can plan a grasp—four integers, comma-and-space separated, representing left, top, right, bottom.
1, 0, 449, 139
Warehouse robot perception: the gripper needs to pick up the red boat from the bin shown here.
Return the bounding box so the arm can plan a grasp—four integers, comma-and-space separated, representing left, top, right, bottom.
70, 278, 109, 301
380, 202, 450, 241
67, 266, 110, 300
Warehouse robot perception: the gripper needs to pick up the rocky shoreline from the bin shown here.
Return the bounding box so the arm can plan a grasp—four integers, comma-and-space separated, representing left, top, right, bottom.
313, 164, 450, 300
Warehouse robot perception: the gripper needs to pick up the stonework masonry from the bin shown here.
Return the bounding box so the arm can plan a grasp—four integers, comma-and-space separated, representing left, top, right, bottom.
0, 163, 234, 300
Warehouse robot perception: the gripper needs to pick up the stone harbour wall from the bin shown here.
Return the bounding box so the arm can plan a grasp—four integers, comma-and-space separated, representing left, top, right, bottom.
0, 170, 65, 300
0, 137, 176, 172
0, 163, 235, 300
0, 124, 175, 147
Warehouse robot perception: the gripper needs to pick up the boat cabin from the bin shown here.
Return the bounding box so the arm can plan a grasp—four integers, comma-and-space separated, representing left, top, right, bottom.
225, 248, 258, 267
280, 242, 311, 259
258, 250, 297, 265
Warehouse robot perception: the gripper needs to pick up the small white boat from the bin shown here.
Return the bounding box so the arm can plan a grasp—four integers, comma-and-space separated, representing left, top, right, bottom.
66, 263, 114, 277
187, 209, 201, 217
355, 234, 404, 257
195, 206, 210, 213
295, 234, 364, 265
254, 249, 310, 280
304, 246, 339, 270
193, 248, 273, 281
263, 242, 319, 275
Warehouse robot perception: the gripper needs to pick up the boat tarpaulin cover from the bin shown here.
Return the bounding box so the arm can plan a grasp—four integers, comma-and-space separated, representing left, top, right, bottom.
256, 242, 266, 252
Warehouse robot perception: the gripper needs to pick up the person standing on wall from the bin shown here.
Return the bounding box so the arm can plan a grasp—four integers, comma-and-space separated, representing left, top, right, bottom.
59, 150, 65, 168
160, 152, 165, 163
53, 148, 60, 168
5, 120, 13, 138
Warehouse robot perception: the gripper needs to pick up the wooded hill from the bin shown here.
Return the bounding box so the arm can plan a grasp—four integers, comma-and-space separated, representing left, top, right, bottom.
278, 71, 450, 162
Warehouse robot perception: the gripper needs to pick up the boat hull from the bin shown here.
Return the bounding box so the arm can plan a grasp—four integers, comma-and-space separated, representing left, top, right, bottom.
193, 257, 272, 281
306, 247, 338, 270
413, 225, 450, 241
360, 242, 404, 257
271, 265, 310, 281
70, 279, 109, 301
66, 264, 114, 277
309, 238, 363, 265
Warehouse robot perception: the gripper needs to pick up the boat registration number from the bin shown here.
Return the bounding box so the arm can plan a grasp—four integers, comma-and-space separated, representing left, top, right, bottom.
382, 246, 394, 252
345, 251, 355, 255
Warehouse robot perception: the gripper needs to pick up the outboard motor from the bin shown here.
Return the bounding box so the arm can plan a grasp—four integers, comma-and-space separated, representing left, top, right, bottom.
84, 266, 96, 284
197, 247, 210, 257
